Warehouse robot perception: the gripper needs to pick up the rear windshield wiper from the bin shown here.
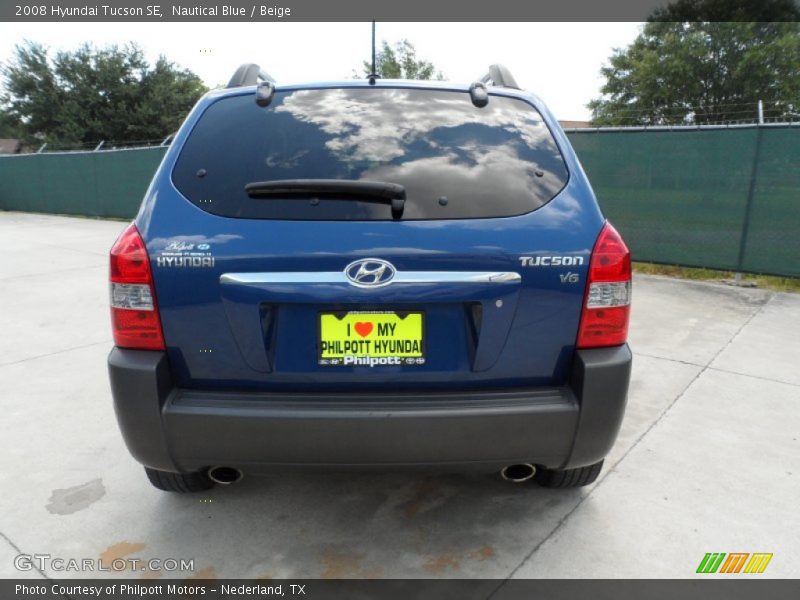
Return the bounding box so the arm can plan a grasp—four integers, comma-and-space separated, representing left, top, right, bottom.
245, 179, 406, 219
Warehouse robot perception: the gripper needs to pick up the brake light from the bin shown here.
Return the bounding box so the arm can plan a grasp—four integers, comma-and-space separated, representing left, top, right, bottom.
109, 223, 165, 350
576, 222, 631, 349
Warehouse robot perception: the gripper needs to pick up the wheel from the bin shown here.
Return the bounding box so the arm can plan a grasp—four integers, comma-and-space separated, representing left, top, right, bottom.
145, 467, 214, 493
534, 460, 604, 488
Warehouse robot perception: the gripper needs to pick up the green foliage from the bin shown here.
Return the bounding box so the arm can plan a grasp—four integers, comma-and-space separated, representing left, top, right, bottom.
0, 41, 208, 146
649, 0, 800, 22
589, 0, 800, 125
0, 110, 22, 138
359, 40, 443, 80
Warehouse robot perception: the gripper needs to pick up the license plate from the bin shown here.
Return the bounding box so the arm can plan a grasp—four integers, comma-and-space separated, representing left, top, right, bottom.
318, 311, 425, 367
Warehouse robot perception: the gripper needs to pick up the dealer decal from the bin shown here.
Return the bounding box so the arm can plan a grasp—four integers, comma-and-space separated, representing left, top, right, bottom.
319, 311, 425, 367
156, 240, 215, 268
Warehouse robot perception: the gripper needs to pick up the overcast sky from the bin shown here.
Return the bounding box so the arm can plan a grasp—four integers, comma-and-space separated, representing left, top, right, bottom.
0, 22, 642, 120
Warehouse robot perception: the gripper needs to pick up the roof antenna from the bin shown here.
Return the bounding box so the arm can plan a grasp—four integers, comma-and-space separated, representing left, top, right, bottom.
368, 21, 378, 85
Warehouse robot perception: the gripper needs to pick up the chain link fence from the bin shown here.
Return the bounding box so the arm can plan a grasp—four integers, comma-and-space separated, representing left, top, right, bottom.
0, 124, 798, 277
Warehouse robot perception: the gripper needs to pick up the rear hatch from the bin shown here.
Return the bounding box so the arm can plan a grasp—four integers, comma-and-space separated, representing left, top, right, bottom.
141, 84, 603, 391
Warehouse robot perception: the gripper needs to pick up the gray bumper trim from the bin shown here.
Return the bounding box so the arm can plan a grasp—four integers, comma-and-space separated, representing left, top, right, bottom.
565, 344, 632, 468
108, 345, 631, 472
108, 348, 177, 471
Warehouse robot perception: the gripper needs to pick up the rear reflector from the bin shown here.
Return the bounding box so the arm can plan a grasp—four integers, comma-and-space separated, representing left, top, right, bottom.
577, 222, 631, 349
109, 223, 165, 350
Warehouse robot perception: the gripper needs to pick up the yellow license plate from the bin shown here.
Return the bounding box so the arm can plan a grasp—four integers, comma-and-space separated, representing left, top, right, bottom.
319, 311, 425, 367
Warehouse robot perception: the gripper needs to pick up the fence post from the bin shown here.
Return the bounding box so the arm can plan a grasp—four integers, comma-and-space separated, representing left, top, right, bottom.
734, 120, 764, 281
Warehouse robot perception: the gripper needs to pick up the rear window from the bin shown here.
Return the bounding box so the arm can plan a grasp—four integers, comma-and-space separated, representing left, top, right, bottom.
172, 87, 568, 220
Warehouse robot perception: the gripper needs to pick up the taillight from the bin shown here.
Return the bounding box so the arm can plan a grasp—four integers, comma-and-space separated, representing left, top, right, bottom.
109, 223, 165, 350
576, 222, 631, 349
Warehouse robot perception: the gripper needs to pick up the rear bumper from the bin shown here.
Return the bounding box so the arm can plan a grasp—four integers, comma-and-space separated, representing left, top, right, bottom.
108, 345, 631, 472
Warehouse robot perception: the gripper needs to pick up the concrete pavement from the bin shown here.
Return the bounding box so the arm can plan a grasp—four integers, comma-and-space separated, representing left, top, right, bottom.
1, 212, 798, 580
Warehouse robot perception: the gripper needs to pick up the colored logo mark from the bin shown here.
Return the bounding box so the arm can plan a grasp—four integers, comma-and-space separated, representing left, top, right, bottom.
696, 553, 773, 574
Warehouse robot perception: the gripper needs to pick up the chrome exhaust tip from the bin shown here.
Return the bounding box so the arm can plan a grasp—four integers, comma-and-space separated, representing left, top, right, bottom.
208, 466, 243, 485
501, 463, 536, 483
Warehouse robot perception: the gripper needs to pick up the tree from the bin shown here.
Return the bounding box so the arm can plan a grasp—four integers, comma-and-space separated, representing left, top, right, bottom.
0, 110, 21, 139
589, 0, 800, 126
0, 41, 207, 146
359, 39, 443, 80
649, 0, 800, 21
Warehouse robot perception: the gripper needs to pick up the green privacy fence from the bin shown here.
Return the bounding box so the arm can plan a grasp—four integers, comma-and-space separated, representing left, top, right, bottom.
0, 146, 167, 219
0, 126, 798, 277
569, 125, 800, 278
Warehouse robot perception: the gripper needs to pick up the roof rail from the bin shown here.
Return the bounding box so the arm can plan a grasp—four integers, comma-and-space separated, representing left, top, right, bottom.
226, 63, 276, 88
479, 64, 520, 90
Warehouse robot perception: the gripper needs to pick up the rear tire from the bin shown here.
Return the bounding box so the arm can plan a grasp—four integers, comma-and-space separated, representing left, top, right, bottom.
534, 460, 603, 488
145, 467, 214, 493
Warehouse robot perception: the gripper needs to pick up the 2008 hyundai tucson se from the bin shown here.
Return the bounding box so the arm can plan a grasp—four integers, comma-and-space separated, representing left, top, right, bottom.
107, 63, 632, 492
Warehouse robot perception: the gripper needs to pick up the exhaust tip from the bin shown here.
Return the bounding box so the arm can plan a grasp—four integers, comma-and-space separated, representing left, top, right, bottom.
501, 463, 536, 483
208, 466, 243, 485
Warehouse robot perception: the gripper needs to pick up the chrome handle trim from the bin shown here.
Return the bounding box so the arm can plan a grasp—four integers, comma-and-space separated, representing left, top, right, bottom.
220, 271, 521, 285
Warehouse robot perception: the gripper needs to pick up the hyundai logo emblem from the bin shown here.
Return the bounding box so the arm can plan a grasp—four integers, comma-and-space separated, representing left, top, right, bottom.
344, 258, 396, 288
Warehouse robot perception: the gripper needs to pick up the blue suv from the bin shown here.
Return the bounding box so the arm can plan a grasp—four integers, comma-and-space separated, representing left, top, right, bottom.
108, 64, 632, 492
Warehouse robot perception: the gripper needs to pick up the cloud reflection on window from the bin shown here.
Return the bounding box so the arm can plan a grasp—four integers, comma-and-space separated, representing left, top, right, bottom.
276, 88, 554, 166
